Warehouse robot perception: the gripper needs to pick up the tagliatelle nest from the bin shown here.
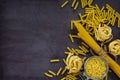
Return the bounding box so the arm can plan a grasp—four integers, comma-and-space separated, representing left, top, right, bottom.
95, 24, 112, 42
66, 54, 83, 74
109, 39, 120, 56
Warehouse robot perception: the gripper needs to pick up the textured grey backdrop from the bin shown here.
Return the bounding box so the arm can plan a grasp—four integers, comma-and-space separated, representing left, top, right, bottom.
0, 0, 120, 80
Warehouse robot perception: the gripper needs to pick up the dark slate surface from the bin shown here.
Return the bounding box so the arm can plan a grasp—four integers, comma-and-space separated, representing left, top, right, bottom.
0, 0, 120, 80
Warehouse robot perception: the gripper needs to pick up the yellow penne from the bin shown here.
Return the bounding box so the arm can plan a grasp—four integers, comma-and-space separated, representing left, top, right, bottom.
50, 59, 60, 63
61, 0, 69, 8
44, 72, 53, 78
74, 1, 79, 10
48, 70, 56, 76
82, 42, 89, 48
61, 68, 67, 75
57, 67, 62, 76
88, 0, 93, 6
72, 0, 77, 7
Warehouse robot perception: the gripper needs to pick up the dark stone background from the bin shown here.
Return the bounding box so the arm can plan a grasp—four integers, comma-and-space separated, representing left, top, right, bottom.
0, 0, 120, 80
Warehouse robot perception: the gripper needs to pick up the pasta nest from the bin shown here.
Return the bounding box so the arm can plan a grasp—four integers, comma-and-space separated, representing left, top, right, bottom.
95, 24, 112, 42
66, 54, 83, 74
109, 39, 120, 56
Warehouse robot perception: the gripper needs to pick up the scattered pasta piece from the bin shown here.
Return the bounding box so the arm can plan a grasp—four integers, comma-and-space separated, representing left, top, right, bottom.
74, 1, 79, 10
81, 42, 89, 48
57, 67, 63, 76
44, 72, 53, 78
61, 0, 69, 8
61, 68, 67, 75
50, 59, 60, 63
48, 70, 56, 76
81, 0, 88, 8
72, 0, 77, 8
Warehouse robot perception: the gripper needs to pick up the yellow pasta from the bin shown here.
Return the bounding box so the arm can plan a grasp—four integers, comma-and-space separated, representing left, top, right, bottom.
88, 0, 93, 6
69, 34, 74, 42
81, 0, 88, 8
109, 39, 120, 56
57, 67, 62, 76
61, 68, 67, 75
50, 59, 60, 63
61, 0, 69, 8
103, 45, 107, 52
106, 4, 114, 11
85, 57, 107, 79
74, 1, 79, 10
48, 70, 56, 76
78, 46, 88, 53
95, 24, 112, 42
66, 54, 83, 74
118, 19, 120, 27
72, 0, 77, 7
63, 58, 67, 64
44, 72, 53, 78
75, 49, 86, 56
81, 42, 89, 48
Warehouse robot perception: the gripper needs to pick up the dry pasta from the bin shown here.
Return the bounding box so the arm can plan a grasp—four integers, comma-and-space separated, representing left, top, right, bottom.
85, 57, 107, 79
61, 68, 67, 75
50, 59, 60, 63
57, 67, 62, 76
44, 72, 53, 78
109, 39, 120, 56
66, 54, 83, 74
95, 24, 112, 42
72, 0, 77, 7
74, 1, 79, 10
61, 0, 69, 8
48, 70, 56, 76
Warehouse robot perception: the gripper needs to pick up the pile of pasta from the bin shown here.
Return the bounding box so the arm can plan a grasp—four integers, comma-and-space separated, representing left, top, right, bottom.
44, 0, 120, 80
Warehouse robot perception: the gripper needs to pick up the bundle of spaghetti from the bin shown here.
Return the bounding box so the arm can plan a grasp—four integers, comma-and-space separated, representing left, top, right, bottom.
95, 24, 112, 42
109, 39, 120, 56
65, 54, 83, 74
